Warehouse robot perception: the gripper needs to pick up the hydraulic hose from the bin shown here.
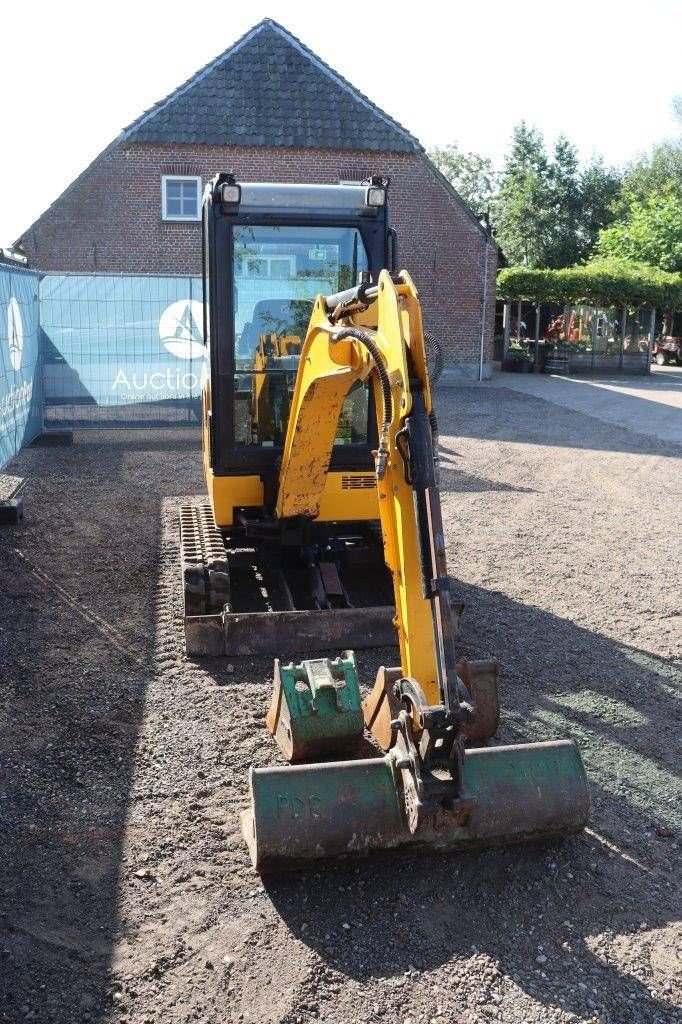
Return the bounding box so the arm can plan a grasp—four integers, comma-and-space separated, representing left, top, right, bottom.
429, 410, 440, 487
331, 326, 392, 480
424, 330, 444, 387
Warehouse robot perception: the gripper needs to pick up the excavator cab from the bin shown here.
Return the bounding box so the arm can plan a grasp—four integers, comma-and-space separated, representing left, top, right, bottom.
182, 176, 398, 656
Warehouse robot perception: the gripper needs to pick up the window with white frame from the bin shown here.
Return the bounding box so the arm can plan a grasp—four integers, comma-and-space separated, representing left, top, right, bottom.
162, 176, 202, 221
238, 254, 297, 279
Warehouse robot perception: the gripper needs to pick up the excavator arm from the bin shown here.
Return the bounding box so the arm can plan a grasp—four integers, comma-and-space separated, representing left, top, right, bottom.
275, 270, 451, 704
241, 272, 590, 872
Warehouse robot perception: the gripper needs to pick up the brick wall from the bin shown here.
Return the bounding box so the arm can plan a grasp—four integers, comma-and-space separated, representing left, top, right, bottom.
20, 143, 497, 371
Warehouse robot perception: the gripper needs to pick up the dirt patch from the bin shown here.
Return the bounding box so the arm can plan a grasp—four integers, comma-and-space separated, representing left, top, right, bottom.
0, 388, 680, 1024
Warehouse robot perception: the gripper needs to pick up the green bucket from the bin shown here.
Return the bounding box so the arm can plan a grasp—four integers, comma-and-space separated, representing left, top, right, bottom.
241, 739, 589, 872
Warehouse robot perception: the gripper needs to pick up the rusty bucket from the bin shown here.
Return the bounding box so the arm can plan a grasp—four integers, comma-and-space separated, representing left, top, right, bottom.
241, 738, 589, 872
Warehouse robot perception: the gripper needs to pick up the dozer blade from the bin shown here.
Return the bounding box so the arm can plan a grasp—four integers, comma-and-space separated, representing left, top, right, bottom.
241, 739, 589, 873
180, 504, 406, 657
185, 606, 397, 657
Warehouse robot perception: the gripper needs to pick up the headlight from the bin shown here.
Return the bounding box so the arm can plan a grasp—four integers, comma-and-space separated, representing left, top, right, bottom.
221, 183, 241, 205
365, 186, 386, 207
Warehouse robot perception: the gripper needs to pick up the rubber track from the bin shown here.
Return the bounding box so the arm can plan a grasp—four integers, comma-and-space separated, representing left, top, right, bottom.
180, 504, 230, 616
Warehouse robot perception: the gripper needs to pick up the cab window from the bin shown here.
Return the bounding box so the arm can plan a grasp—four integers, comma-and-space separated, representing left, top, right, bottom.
232, 225, 370, 447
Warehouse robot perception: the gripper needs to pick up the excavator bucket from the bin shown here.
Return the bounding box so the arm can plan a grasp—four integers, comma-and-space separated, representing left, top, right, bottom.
241, 654, 589, 873
241, 739, 589, 873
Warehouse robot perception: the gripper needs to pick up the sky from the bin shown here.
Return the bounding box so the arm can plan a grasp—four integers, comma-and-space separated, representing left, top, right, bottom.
2, 0, 680, 246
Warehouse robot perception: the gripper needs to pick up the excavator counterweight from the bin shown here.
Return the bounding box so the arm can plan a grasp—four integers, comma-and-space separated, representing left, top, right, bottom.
182, 175, 589, 871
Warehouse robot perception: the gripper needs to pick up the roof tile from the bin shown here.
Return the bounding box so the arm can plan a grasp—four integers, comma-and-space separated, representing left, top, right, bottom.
121, 19, 421, 153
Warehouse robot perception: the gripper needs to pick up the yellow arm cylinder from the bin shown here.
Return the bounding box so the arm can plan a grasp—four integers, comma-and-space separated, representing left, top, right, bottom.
276, 297, 367, 520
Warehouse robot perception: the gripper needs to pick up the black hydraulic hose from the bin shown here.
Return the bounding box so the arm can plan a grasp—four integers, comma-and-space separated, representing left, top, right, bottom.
325, 273, 404, 315
429, 410, 440, 487
331, 326, 392, 480
424, 330, 444, 386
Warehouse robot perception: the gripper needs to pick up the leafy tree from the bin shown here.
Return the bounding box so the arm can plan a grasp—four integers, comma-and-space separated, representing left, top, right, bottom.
544, 135, 583, 267
491, 124, 619, 268
617, 140, 682, 211
579, 158, 622, 249
492, 121, 553, 267
431, 104, 681, 272
595, 192, 682, 273
428, 143, 496, 215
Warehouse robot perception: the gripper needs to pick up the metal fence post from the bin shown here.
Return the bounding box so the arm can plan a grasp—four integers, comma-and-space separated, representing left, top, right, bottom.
648, 308, 656, 374
37, 273, 46, 435
502, 301, 511, 361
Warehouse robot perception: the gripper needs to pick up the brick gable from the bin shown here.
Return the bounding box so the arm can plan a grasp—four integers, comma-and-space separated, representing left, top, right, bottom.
19, 143, 496, 373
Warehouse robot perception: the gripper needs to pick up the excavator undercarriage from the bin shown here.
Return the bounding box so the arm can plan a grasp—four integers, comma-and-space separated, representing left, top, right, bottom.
181, 175, 589, 871
180, 510, 398, 656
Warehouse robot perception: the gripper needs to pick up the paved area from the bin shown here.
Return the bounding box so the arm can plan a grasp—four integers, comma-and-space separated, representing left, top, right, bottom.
488, 366, 682, 446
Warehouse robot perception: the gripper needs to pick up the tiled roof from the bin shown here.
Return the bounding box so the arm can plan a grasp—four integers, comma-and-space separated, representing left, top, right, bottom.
121, 19, 422, 153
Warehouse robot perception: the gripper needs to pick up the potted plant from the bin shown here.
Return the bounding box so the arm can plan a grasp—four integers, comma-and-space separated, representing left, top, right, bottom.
505, 344, 534, 372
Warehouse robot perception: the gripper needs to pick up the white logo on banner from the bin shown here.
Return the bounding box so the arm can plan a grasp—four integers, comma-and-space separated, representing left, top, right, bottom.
7, 296, 23, 371
159, 299, 204, 360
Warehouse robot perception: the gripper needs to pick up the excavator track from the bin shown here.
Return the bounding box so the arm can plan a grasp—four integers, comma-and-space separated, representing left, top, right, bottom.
180, 503, 398, 658
180, 504, 231, 616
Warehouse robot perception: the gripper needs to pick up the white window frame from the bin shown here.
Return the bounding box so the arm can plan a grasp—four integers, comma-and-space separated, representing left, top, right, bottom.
161, 175, 202, 222
238, 255, 297, 279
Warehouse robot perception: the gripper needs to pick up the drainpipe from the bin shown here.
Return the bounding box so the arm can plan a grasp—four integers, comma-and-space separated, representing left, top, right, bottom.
479, 226, 491, 381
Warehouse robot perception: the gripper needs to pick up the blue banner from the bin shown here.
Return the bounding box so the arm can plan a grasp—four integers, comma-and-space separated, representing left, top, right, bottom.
40, 275, 204, 420
0, 265, 41, 471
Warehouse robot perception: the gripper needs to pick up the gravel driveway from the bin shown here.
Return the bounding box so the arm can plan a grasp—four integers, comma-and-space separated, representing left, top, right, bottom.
0, 381, 679, 1024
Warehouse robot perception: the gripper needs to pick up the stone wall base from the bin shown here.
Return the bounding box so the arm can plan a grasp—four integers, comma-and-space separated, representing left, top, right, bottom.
438, 362, 493, 383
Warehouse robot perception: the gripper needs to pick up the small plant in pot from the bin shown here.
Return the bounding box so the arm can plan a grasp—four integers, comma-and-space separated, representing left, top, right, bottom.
504, 344, 535, 373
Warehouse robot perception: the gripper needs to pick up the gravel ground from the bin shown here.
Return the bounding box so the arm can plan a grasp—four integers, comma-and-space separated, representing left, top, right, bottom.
0, 384, 680, 1024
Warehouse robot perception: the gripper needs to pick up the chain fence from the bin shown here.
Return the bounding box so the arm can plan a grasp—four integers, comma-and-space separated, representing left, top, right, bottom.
40, 273, 203, 429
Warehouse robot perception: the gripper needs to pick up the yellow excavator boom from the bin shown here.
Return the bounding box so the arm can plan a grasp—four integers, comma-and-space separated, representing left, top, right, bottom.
275, 270, 444, 704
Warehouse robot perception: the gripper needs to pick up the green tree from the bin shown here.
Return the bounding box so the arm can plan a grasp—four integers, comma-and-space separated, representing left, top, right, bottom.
494, 127, 621, 268
576, 158, 622, 258
544, 135, 582, 267
595, 192, 682, 273
617, 140, 682, 211
492, 121, 553, 267
428, 143, 496, 215
430, 124, 620, 268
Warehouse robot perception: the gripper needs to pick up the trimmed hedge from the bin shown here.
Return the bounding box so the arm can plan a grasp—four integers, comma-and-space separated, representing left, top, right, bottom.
497, 259, 682, 309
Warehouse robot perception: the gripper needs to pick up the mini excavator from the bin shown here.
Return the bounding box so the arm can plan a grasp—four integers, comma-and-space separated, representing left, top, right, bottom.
181, 175, 589, 871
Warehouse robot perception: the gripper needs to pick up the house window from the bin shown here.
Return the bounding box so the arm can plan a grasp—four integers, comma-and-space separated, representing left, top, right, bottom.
162, 176, 201, 221
238, 255, 296, 279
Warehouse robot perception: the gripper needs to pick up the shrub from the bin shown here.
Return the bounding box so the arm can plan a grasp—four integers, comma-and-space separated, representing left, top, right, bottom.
497, 259, 682, 309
